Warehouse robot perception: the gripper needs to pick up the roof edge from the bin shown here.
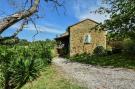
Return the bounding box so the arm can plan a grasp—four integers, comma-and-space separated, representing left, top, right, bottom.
70, 19, 99, 28
66, 19, 99, 31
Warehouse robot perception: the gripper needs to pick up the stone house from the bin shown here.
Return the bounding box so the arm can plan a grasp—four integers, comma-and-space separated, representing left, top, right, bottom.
55, 19, 106, 56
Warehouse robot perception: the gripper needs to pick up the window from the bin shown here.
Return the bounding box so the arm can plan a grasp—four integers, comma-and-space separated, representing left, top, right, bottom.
84, 34, 92, 44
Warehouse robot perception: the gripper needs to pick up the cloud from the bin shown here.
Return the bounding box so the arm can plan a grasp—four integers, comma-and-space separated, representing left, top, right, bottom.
72, 0, 109, 23
11, 23, 64, 34
78, 11, 109, 23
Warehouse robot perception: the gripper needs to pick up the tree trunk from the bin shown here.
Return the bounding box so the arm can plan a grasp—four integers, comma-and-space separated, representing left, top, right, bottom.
0, 0, 40, 34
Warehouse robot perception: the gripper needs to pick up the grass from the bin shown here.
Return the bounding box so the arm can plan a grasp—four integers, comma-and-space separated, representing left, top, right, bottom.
21, 65, 84, 89
69, 53, 135, 69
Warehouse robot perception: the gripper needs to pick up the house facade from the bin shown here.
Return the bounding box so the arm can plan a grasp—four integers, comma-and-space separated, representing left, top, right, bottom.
55, 19, 106, 56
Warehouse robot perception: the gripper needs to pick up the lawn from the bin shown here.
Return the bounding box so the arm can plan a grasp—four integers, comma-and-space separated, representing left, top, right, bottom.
21, 65, 84, 89
69, 53, 135, 69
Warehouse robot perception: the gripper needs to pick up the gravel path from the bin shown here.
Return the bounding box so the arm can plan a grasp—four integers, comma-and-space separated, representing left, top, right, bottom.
53, 57, 135, 89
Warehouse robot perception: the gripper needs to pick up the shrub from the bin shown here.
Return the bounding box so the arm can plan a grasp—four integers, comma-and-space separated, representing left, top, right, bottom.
0, 40, 55, 89
108, 41, 123, 54
93, 46, 106, 55
106, 46, 112, 55
69, 53, 91, 63
0, 46, 44, 89
123, 38, 135, 54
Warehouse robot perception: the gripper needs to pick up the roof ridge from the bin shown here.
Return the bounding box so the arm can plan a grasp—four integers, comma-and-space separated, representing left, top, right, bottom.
66, 19, 99, 31
69, 19, 99, 28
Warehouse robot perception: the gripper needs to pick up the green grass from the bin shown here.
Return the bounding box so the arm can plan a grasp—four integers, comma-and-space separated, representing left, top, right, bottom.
21, 65, 84, 89
69, 53, 135, 69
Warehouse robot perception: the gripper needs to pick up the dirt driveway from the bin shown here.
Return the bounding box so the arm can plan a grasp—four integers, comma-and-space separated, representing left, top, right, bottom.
53, 57, 135, 89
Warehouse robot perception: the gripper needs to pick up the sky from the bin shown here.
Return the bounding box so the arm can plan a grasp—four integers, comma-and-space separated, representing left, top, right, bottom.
0, 0, 109, 41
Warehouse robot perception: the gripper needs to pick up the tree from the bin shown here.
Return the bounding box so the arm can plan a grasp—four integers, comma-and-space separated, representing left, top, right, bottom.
0, 0, 64, 42
97, 0, 135, 41
0, 0, 39, 34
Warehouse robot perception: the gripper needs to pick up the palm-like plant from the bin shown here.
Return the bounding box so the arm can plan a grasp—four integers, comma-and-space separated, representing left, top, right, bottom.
0, 40, 55, 89
0, 46, 44, 89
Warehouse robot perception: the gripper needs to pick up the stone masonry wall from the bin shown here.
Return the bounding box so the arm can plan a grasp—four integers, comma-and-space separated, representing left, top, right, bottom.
69, 20, 106, 56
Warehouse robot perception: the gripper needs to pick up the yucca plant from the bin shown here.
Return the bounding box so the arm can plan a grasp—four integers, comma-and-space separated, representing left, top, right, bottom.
0, 40, 55, 89
0, 46, 44, 89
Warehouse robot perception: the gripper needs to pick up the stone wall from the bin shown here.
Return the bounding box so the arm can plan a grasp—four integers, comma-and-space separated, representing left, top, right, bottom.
69, 19, 106, 56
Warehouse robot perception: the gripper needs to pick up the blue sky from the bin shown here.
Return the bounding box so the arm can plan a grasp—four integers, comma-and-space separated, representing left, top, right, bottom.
0, 0, 108, 41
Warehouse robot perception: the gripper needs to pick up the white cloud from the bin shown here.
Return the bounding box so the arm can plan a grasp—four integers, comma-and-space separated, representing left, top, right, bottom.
11, 23, 64, 34
78, 11, 109, 23
72, 0, 109, 23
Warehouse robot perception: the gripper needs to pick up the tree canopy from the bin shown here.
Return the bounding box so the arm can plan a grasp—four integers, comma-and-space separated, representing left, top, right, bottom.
98, 0, 135, 40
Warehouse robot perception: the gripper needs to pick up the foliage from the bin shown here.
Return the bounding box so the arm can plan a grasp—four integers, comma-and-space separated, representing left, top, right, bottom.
106, 45, 112, 55
17, 39, 30, 46
110, 41, 123, 54
107, 38, 135, 54
69, 53, 91, 63
0, 37, 30, 45
123, 38, 135, 54
98, 0, 135, 40
93, 46, 106, 55
0, 37, 19, 45
0, 40, 55, 89
29, 40, 55, 64
69, 53, 135, 69
22, 65, 84, 89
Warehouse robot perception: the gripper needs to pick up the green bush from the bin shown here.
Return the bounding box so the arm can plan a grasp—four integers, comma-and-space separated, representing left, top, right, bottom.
0, 40, 55, 89
93, 46, 106, 55
106, 46, 112, 55
69, 53, 91, 63
0, 46, 42, 89
108, 41, 123, 54
123, 38, 135, 54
